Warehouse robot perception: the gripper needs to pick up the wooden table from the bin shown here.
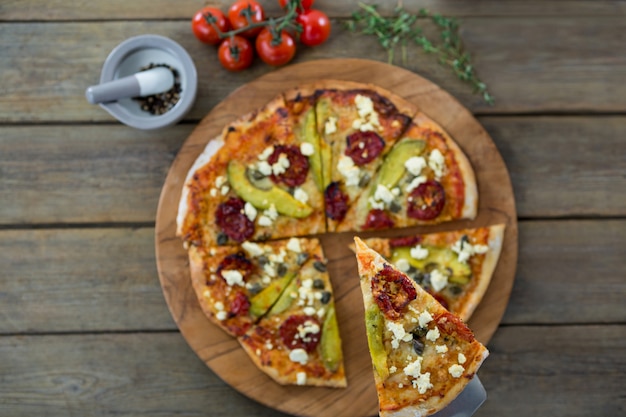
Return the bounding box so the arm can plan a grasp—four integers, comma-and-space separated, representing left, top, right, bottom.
1, 1, 624, 416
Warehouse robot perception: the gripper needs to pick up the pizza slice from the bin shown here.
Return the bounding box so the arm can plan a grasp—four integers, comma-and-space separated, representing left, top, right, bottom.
359, 225, 505, 322
337, 113, 477, 232
188, 237, 317, 337
177, 94, 326, 248
354, 237, 489, 417
238, 240, 346, 387
312, 81, 417, 231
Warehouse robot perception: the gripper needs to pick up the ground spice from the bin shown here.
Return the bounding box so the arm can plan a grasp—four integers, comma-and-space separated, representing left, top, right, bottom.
133, 63, 182, 115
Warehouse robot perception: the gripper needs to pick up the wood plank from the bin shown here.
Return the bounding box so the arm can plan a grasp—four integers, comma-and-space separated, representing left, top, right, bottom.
501, 219, 626, 325
0, 228, 176, 334
1, 0, 624, 20
0, 220, 623, 334
2, 116, 624, 225
481, 116, 626, 217
2, 17, 626, 122
0, 326, 623, 416
0, 125, 192, 225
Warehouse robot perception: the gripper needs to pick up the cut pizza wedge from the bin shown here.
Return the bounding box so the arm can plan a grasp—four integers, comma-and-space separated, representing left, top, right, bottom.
338, 113, 477, 232
312, 81, 418, 231
177, 95, 326, 248
238, 240, 347, 387
360, 224, 505, 321
188, 237, 317, 337
354, 237, 489, 417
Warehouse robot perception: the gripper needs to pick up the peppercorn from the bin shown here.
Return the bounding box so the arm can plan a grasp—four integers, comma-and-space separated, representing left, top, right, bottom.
133, 63, 182, 115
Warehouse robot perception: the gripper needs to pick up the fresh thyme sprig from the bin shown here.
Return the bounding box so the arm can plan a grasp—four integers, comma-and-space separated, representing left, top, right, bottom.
346, 3, 494, 105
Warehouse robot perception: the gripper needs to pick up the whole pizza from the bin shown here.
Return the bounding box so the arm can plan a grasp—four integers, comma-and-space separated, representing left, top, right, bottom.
175, 80, 505, 413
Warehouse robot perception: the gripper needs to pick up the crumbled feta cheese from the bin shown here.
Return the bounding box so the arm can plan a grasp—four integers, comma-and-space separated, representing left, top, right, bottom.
368, 196, 385, 210
405, 156, 427, 176
415, 372, 433, 394
316, 308, 325, 319
474, 244, 489, 254
263, 263, 276, 278
242, 241, 264, 257
220, 185, 230, 195
387, 321, 413, 349
374, 184, 395, 205
271, 154, 290, 176
286, 237, 302, 253
430, 269, 448, 292
215, 302, 225, 311
428, 149, 446, 179
268, 249, 286, 264
426, 327, 440, 342
262, 276, 271, 284
297, 321, 320, 341
215, 176, 227, 188
452, 237, 489, 263
389, 366, 398, 373
296, 372, 307, 385
406, 175, 428, 193
303, 306, 316, 316
395, 258, 410, 272
418, 311, 433, 328
294, 187, 309, 203
258, 146, 274, 161
244, 203, 257, 222
202, 289, 211, 298
216, 311, 227, 321
258, 215, 273, 227
403, 357, 423, 378
458, 353, 467, 364
257, 160, 272, 176
209, 188, 218, 197
410, 245, 429, 260
221, 270, 244, 287
300, 142, 315, 156
448, 364, 465, 378
289, 348, 309, 365
355, 95, 375, 118
436, 345, 449, 354
337, 154, 361, 186
265, 204, 279, 220
324, 117, 338, 135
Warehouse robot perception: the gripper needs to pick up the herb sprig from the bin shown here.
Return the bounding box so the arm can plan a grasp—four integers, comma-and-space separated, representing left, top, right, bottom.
346, 3, 494, 105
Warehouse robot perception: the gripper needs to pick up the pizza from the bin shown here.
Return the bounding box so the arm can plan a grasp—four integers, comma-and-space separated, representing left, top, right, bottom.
238, 242, 346, 387
354, 237, 489, 417
337, 113, 477, 232
358, 224, 505, 321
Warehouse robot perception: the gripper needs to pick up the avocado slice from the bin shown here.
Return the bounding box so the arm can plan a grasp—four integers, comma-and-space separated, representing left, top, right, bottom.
320, 305, 343, 372
302, 109, 331, 192
375, 138, 426, 191
267, 277, 298, 316
227, 160, 313, 218
391, 245, 472, 284
314, 99, 334, 191
249, 272, 296, 319
365, 305, 388, 380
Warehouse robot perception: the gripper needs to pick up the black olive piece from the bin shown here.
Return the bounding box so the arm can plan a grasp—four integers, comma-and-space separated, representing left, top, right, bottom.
411, 326, 428, 339
313, 261, 327, 272
412, 338, 425, 356
409, 270, 425, 285
358, 173, 371, 188
248, 283, 263, 296
216, 233, 228, 246
320, 291, 331, 304
296, 252, 310, 265
389, 200, 402, 213
257, 255, 269, 266
276, 263, 288, 277
313, 279, 325, 290
407, 266, 418, 275
448, 285, 463, 295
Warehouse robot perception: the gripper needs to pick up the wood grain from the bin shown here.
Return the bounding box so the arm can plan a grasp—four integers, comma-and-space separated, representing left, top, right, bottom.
155, 59, 517, 417
0, 326, 623, 417
2, 15, 626, 122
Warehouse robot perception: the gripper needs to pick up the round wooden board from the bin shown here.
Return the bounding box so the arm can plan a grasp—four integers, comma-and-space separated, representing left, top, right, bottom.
155, 59, 518, 417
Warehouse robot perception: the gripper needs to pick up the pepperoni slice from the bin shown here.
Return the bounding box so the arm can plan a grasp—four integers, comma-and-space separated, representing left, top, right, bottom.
324, 182, 349, 221
216, 252, 255, 281
345, 131, 385, 166
371, 264, 417, 320
407, 180, 445, 220
389, 236, 422, 248
215, 197, 254, 243
363, 209, 394, 230
279, 315, 321, 353
267, 145, 309, 187
434, 311, 475, 343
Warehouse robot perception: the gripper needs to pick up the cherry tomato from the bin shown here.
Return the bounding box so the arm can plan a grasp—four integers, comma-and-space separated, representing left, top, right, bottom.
218, 36, 254, 72
296, 9, 331, 46
191, 7, 229, 45
255, 28, 296, 66
228, 0, 265, 38
278, 0, 315, 10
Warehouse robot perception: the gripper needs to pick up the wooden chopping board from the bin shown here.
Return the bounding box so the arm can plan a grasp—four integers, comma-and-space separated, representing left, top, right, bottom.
155, 58, 518, 417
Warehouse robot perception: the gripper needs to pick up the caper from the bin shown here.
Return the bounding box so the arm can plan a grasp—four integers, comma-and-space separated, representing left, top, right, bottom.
412, 338, 425, 356
358, 173, 371, 188
248, 283, 263, 295
313, 260, 327, 272
320, 291, 331, 304
216, 233, 228, 246
296, 252, 310, 265
313, 279, 325, 290
257, 255, 269, 266
389, 200, 402, 213
276, 263, 288, 277
448, 285, 463, 295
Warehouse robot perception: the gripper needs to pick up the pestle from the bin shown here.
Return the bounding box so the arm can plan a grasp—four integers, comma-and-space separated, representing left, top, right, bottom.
85, 66, 175, 105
